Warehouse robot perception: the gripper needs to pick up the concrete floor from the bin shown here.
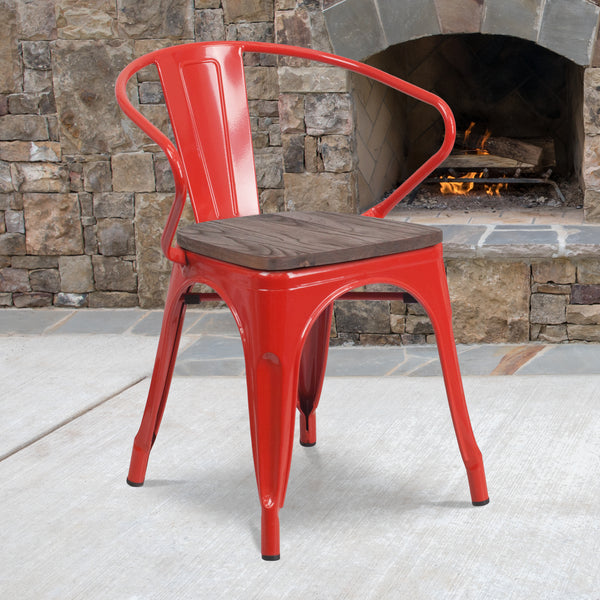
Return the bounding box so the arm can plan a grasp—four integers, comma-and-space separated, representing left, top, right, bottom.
1, 309, 600, 599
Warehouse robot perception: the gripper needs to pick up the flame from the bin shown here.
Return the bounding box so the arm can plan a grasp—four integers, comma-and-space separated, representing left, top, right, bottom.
464, 122, 475, 143
479, 129, 492, 153
440, 123, 506, 196
463, 122, 491, 155
439, 171, 508, 197
485, 180, 507, 196
440, 171, 478, 195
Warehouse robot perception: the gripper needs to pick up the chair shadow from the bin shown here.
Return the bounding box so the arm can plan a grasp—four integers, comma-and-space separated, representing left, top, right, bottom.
142, 446, 477, 553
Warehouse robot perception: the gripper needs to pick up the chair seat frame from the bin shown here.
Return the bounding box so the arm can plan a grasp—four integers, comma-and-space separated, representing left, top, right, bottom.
116, 41, 489, 560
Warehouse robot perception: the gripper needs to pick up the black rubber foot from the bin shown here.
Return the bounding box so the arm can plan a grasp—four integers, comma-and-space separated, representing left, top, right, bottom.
472, 498, 490, 506
126, 478, 144, 487
300, 441, 316, 447
262, 554, 280, 561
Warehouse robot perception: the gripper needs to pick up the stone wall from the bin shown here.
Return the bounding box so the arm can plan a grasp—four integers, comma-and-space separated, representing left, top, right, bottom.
331, 257, 600, 346
583, 67, 600, 220
3, 0, 600, 347
0, 0, 354, 309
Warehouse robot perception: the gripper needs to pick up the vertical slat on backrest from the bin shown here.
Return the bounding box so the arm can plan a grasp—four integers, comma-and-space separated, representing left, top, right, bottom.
156, 44, 259, 222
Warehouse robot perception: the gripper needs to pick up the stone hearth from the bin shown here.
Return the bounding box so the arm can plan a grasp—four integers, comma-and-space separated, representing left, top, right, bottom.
381, 208, 600, 345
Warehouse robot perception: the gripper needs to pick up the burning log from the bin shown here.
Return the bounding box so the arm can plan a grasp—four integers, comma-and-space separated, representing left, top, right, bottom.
434, 122, 560, 199
444, 130, 556, 171
528, 138, 557, 169
443, 153, 534, 169
457, 132, 544, 166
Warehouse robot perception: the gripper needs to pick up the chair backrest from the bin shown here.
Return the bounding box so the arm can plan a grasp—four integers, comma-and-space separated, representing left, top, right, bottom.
118, 43, 259, 224
116, 41, 456, 262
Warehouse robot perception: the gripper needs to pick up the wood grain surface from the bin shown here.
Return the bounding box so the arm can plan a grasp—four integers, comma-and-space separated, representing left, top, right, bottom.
177, 211, 442, 270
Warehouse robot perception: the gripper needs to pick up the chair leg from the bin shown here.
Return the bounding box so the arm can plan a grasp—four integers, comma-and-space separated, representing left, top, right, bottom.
421, 264, 489, 506
297, 304, 333, 447
127, 267, 190, 487
245, 347, 300, 560
236, 298, 312, 560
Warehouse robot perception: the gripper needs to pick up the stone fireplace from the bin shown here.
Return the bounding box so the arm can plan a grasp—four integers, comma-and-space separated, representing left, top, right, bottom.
355, 34, 584, 210
323, 0, 600, 218
321, 0, 600, 345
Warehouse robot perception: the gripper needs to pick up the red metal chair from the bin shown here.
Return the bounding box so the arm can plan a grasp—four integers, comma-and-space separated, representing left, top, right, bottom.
115, 41, 489, 560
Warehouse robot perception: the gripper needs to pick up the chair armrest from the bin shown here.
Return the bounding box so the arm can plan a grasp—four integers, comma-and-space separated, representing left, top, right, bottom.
238, 42, 456, 219
115, 57, 188, 264
325, 51, 455, 219
358, 80, 455, 219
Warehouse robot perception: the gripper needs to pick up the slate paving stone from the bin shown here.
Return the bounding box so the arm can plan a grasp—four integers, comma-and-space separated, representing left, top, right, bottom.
0, 308, 73, 334
187, 310, 240, 335
407, 345, 513, 377
389, 353, 440, 376
177, 335, 244, 361
325, 346, 408, 376
129, 310, 165, 336
52, 308, 146, 334
4, 308, 600, 377
494, 224, 553, 230
564, 226, 600, 247
483, 230, 559, 246
174, 358, 245, 377
437, 224, 487, 253
129, 309, 205, 336
516, 344, 600, 375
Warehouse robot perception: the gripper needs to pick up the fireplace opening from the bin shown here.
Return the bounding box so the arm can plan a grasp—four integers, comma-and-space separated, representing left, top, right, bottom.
354, 34, 585, 213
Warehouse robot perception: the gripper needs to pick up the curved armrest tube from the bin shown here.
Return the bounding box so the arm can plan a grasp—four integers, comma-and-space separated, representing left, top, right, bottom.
229, 42, 456, 219
115, 59, 188, 264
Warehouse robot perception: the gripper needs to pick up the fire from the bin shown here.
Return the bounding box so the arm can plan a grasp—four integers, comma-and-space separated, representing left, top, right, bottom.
440, 171, 477, 195
479, 129, 491, 153
439, 172, 508, 197
464, 122, 475, 142
485, 180, 507, 197
439, 123, 507, 196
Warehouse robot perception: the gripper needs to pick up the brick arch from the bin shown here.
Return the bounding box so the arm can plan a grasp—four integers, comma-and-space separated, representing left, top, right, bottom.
323, 0, 600, 66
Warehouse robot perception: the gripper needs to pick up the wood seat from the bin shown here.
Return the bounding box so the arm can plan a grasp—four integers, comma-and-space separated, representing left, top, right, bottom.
177, 211, 442, 271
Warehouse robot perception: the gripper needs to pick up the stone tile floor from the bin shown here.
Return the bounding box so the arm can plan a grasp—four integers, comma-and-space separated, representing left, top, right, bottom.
2, 307, 600, 377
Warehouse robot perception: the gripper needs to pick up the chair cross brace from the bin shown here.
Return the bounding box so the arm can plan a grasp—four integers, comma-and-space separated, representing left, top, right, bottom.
182, 291, 418, 305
